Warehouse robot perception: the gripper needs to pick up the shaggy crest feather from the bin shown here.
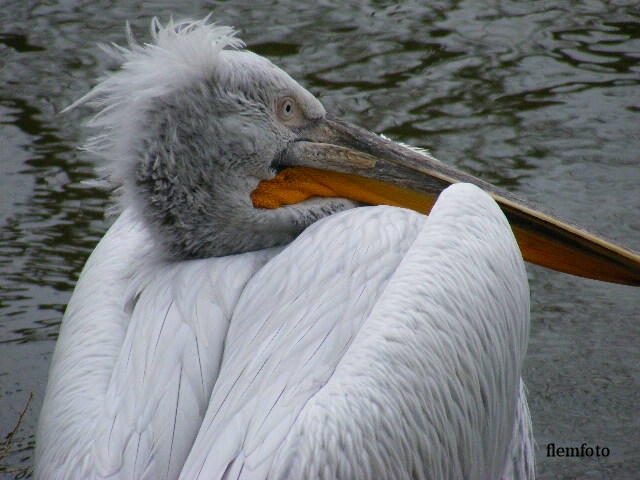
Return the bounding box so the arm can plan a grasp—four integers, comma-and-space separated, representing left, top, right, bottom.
68, 17, 245, 197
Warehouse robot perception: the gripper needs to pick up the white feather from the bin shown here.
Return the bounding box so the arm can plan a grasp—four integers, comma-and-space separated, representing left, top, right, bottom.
36, 185, 534, 479
35, 209, 278, 479
179, 184, 533, 479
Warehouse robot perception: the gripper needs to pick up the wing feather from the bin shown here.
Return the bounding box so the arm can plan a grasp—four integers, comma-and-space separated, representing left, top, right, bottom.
39, 185, 532, 479
35, 210, 277, 479
180, 206, 424, 478
182, 184, 531, 479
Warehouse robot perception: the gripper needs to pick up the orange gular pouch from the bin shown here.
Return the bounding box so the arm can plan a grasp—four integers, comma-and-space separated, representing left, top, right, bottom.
251, 166, 640, 286
251, 167, 437, 213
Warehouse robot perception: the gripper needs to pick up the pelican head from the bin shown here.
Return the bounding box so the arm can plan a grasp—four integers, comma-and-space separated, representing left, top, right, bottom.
75, 18, 640, 284
75, 18, 358, 258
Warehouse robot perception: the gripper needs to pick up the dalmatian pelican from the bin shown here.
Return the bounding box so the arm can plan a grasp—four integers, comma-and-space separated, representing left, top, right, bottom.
35, 17, 639, 479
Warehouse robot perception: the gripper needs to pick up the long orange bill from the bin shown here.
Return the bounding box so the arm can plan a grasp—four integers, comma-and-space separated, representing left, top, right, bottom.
252, 116, 640, 286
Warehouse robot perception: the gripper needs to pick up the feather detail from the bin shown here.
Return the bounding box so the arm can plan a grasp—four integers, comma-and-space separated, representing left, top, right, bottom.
64, 18, 244, 202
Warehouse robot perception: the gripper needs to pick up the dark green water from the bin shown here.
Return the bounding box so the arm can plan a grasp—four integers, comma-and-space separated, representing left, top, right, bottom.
1, 1, 638, 478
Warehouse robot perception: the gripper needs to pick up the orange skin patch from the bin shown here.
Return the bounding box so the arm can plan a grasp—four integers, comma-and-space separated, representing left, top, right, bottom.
251, 167, 436, 213
252, 167, 640, 286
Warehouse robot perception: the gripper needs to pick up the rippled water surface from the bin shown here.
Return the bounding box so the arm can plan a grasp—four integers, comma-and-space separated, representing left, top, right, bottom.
1, 1, 638, 478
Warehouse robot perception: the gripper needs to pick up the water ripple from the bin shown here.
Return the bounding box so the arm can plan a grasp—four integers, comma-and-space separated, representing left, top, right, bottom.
0, 0, 638, 476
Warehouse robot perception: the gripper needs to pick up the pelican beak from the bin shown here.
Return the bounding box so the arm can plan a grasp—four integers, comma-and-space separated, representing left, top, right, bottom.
252, 116, 640, 286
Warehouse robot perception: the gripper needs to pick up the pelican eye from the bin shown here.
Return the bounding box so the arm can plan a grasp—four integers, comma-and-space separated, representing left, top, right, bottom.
277, 97, 296, 121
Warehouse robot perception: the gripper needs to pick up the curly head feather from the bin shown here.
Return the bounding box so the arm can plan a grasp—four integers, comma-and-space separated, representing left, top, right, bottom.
69, 17, 245, 190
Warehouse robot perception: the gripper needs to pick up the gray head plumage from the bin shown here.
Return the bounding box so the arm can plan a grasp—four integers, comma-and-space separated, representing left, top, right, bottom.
73, 18, 356, 259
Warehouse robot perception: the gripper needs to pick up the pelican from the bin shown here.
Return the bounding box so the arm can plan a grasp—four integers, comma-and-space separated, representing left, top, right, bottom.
35, 18, 639, 479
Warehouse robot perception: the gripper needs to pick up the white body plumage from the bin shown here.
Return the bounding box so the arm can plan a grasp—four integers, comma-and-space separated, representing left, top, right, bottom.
36, 183, 534, 479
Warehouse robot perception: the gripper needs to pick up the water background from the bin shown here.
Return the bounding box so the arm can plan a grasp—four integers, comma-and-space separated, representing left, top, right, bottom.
1, 1, 639, 478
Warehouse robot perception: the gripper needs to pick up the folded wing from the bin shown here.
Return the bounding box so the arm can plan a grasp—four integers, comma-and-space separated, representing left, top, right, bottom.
182, 183, 532, 480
